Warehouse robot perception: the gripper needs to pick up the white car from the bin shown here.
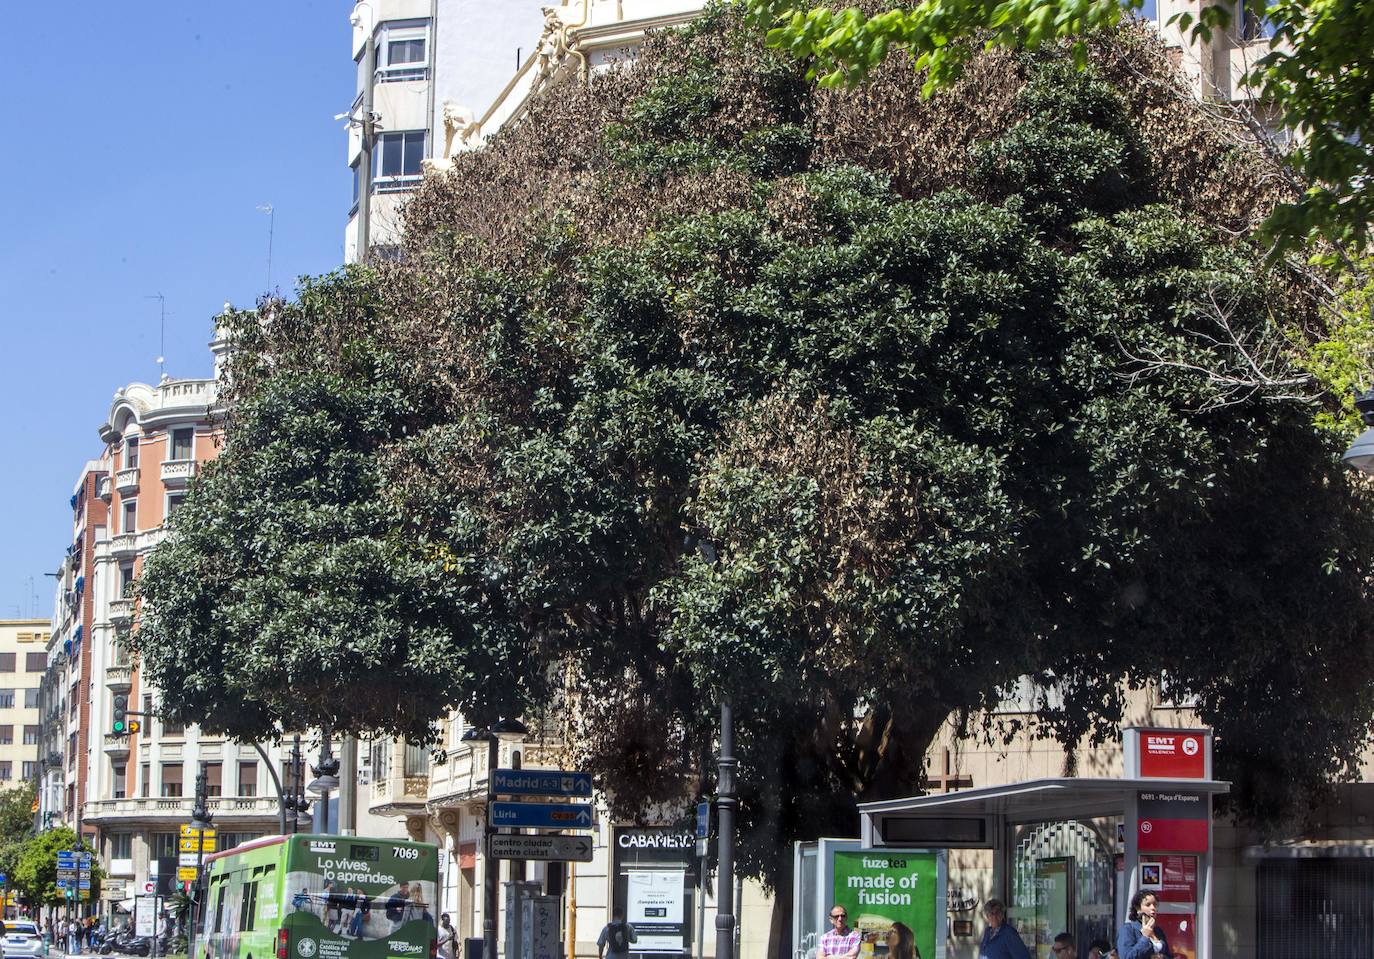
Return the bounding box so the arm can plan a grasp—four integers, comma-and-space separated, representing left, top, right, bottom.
2, 921, 43, 959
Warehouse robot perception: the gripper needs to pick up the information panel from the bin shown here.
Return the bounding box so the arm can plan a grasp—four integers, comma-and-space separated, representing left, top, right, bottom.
614, 828, 697, 958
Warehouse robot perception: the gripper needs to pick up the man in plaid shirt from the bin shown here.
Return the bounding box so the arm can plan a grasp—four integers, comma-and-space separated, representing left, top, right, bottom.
819, 905, 862, 959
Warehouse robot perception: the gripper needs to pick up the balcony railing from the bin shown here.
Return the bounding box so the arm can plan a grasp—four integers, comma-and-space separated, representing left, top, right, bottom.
160, 459, 198, 488
109, 533, 137, 559
97, 475, 112, 501
83, 795, 282, 821
103, 734, 130, 757
109, 598, 134, 625
114, 468, 140, 496
106, 664, 132, 690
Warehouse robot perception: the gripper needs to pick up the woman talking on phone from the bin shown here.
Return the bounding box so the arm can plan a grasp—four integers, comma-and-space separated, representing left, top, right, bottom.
1117, 891, 1171, 958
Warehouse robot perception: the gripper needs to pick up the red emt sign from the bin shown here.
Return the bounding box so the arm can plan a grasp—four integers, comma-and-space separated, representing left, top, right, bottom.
1124, 727, 1211, 780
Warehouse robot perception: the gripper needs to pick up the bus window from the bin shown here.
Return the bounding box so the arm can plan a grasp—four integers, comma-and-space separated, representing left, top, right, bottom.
240, 881, 259, 932
213, 886, 226, 937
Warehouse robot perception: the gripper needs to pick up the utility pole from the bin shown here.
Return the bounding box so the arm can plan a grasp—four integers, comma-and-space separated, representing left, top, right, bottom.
340, 736, 358, 836
357, 20, 375, 260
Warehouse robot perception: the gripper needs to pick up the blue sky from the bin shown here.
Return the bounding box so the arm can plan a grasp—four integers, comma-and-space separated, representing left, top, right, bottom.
0, 2, 354, 617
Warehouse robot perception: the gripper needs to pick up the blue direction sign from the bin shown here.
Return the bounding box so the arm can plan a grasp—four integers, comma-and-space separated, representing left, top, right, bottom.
55, 879, 69, 890
492, 769, 592, 798
490, 801, 594, 830
78, 880, 91, 890
696, 801, 710, 839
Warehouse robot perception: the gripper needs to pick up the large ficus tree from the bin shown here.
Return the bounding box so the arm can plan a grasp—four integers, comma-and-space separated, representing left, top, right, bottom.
135, 7, 1374, 889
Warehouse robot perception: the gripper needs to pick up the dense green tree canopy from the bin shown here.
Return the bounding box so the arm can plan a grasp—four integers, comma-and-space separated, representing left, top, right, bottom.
135, 8, 1374, 886
744, 0, 1374, 258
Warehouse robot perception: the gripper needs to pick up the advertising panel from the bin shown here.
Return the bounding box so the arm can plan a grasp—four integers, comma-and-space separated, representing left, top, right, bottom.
831, 851, 938, 959
1140, 856, 1198, 959
614, 828, 697, 958
1031, 859, 1072, 959
273, 838, 439, 959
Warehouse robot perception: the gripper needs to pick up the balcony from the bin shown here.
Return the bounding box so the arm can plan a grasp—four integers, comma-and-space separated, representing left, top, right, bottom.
109, 533, 137, 560
83, 794, 281, 824
106, 664, 132, 691
103, 734, 130, 759
160, 459, 198, 488
97, 475, 112, 502
114, 468, 140, 496
109, 598, 134, 626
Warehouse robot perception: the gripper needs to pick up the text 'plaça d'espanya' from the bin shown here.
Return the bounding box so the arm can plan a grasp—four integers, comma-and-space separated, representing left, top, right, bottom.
847, 871, 920, 906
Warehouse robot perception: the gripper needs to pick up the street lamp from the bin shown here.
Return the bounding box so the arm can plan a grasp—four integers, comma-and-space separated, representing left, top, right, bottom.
463, 718, 529, 959
187, 763, 214, 959
308, 736, 341, 835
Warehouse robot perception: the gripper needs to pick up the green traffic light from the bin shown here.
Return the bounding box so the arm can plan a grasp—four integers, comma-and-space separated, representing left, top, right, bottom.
113, 721, 125, 733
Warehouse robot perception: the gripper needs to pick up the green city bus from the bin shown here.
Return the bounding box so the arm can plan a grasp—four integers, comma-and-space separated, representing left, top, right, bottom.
198, 834, 439, 959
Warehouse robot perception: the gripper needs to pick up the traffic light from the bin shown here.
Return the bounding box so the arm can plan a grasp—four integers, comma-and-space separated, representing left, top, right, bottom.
111, 696, 139, 735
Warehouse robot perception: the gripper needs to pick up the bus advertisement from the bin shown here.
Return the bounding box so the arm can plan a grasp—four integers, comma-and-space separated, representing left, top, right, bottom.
200, 834, 439, 959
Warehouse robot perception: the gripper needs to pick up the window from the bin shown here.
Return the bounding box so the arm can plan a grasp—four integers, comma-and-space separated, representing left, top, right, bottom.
205, 762, 222, 798
404, 742, 430, 777
239, 881, 259, 931
0, 763, 12, 781
122, 500, 137, 534
163, 717, 184, 737
125, 438, 139, 469
21, 761, 36, 780
112, 764, 127, 800
376, 22, 429, 81
0, 726, 14, 745
170, 427, 194, 461
25, 652, 45, 672
0, 691, 13, 710
1239, 0, 1277, 39
23, 725, 38, 745
0, 654, 15, 672
371, 738, 391, 780
120, 564, 136, 597
352, 160, 361, 208
212, 886, 226, 938
220, 832, 259, 851
142, 695, 153, 738
110, 833, 132, 859
238, 761, 257, 797
153, 832, 177, 859
373, 131, 427, 183
140, 763, 150, 798
167, 493, 187, 518
160, 763, 182, 798
23, 688, 38, 708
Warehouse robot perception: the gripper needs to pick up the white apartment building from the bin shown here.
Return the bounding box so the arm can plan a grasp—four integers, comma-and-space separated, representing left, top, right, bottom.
343, 0, 546, 261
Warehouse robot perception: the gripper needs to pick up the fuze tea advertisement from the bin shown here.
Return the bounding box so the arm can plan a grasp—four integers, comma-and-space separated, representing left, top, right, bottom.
832, 852, 937, 959
279, 837, 438, 959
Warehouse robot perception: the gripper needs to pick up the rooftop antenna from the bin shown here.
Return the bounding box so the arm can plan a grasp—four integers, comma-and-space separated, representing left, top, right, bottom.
144, 293, 166, 379
257, 203, 275, 293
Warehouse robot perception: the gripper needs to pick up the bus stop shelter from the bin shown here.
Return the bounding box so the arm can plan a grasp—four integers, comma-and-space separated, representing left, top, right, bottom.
856, 729, 1229, 959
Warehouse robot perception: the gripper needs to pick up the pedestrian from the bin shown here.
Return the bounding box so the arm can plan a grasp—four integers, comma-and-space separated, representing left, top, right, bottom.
817, 905, 860, 959
385, 882, 410, 932
1117, 891, 1170, 959
437, 914, 456, 959
597, 907, 637, 959
885, 921, 920, 959
1051, 933, 1076, 959
976, 900, 1030, 959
